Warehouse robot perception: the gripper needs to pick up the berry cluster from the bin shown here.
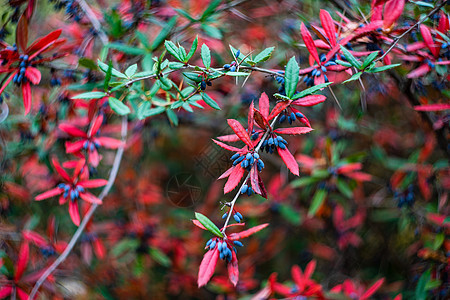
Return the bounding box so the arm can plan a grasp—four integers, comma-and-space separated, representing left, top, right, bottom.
279, 111, 305, 125
57, 183, 85, 201
222, 210, 244, 222
12, 55, 30, 85
302, 53, 334, 86
231, 151, 263, 171
260, 135, 288, 153
394, 185, 415, 208
223, 49, 241, 72
205, 238, 243, 262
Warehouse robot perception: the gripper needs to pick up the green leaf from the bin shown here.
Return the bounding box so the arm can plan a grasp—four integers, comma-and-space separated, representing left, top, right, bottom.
201, 92, 220, 110
108, 97, 130, 115
112, 238, 139, 257
98, 60, 127, 78
104, 62, 113, 92
343, 72, 362, 83
291, 176, 320, 188
425, 279, 441, 290
78, 58, 98, 70
183, 72, 203, 83
151, 16, 177, 50
308, 188, 327, 216
195, 212, 223, 237
336, 178, 353, 198
336, 60, 352, 67
169, 62, 186, 70
279, 204, 302, 225
107, 43, 146, 55
164, 40, 182, 61
200, 0, 221, 20
415, 269, 430, 300
142, 106, 165, 119
253, 47, 275, 64
186, 35, 198, 61
273, 93, 291, 101
125, 64, 138, 78
339, 45, 362, 69
166, 109, 178, 126
225, 71, 249, 76
149, 248, 172, 267
285, 56, 300, 98
174, 8, 196, 22
201, 44, 211, 69
433, 233, 444, 250
72, 91, 106, 99
292, 82, 332, 99
178, 45, 187, 61
159, 77, 172, 90
135, 31, 150, 49
202, 24, 223, 39
362, 51, 379, 69
368, 64, 401, 73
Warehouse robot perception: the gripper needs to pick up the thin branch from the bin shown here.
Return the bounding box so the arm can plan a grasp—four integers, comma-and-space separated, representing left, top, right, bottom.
376, 0, 446, 63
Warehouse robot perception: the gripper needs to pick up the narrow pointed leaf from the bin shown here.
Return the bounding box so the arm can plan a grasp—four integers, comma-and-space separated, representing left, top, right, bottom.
195, 212, 223, 237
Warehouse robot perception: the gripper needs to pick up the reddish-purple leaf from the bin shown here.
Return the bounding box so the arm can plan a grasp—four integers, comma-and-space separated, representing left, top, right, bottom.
217, 134, 240, 142
227, 250, 239, 286
69, 200, 80, 226
258, 174, 267, 199
22, 81, 31, 115
212, 139, 242, 152
292, 95, 326, 106
229, 223, 269, 240
26, 29, 62, 55
383, 0, 404, 29
24, 67, 41, 85
23, 230, 47, 247
407, 64, 431, 78
253, 109, 269, 130
95, 137, 124, 149
88, 114, 104, 137
250, 165, 261, 195
16, 14, 28, 52
420, 25, 438, 57
224, 165, 245, 193
277, 147, 299, 175
361, 278, 385, 299
192, 219, 207, 230
320, 10, 337, 47
79, 192, 102, 204
198, 248, 219, 287
59, 123, 88, 138
0, 286, 12, 298
259, 92, 270, 118
15, 242, 29, 281
414, 103, 450, 111
78, 179, 108, 189
227, 119, 253, 148
268, 100, 290, 120
300, 23, 321, 65
52, 157, 71, 182
274, 127, 313, 135
248, 101, 254, 134
35, 187, 62, 201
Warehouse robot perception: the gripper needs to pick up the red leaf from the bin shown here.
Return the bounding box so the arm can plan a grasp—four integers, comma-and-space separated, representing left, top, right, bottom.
229, 223, 269, 240
23, 230, 47, 247
274, 127, 313, 135
24, 67, 41, 85
253, 109, 269, 130
22, 81, 31, 115
224, 165, 245, 194
248, 101, 254, 134
277, 147, 299, 175
320, 10, 337, 47
250, 165, 261, 195
26, 29, 62, 56
35, 187, 62, 201
407, 64, 431, 78
0, 72, 16, 96
383, 0, 404, 29
304, 260, 316, 279
212, 139, 242, 152
16, 14, 28, 52
268, 100, 290, 120
420, 25, 438, 57
291, 265, 305, 291
192, 219, 207, 230
198, 248, 219, 287
345, 171, 372, 182
258, 173, 267, 199
259, 92, 270, 118
65, 141, 84, 153
59, 123, 88, 138
336, 163, 362, 174
361, 278, 384, 299
69, 200, 81, 226
227, 251, 239, 286
292, 95, 326, 106
88, 114, 103, 137
95, 137, 124, 149
414, 103, 450, 111
15, 241, 29, 281
0, 286, 12, 298
300, 23, 321, 65
79, 179, 108, 188
218, 166, 234, 180
227, 119, 253, 148
217, 134, 240, 142
79, 192, 102, 204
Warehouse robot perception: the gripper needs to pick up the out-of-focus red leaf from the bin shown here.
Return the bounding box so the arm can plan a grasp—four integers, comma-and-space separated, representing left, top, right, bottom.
79, 192, 102, 204
23, 230, 47, 247
420, 25, 438, 57
35, 187, 62, 201
414, 103, 450, 111
198, 248, 219, 287
16, 14, 28, 52
301, 23, 320, 65
407, 64, 431, 78
383, 0, 404, 29
0, 286, 12, 298
361, 278, 384, 299
22, 81, 31, 115
26, 29, 62, 55
224, 165, 244, 193
228, 223, 268, 240
95, 137, 124, 149
69, 200, 80, 226
227, 119, 253, 148
15, 241, 29, 281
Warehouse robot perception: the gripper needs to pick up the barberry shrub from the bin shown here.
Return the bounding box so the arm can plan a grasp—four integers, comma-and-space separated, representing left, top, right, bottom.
0, 0, 448, 299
